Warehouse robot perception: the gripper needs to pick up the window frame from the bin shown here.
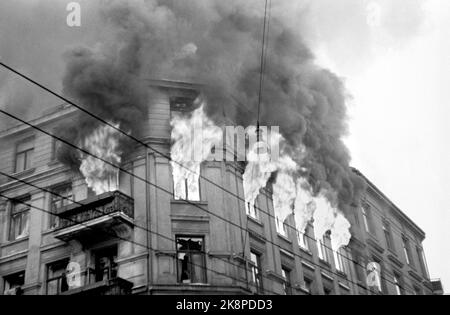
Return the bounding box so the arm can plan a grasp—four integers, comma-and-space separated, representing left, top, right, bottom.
14, 138, 34, 173
46, 258, 70, 295
281, 267, 292, 295
49, 183, 73, 229
176, 236, 207, 285
9, 198, 31, 241
250, 250, 264, 294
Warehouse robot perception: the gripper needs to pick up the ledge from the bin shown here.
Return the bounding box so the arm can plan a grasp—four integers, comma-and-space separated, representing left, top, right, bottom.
366, 237, 385, 254
301, 260, 316, 271
321, 271, 334, 282
265, 270, 285, 284
388, 254, 404, 269
247, 215, 264, 227
408, 269, 423, 282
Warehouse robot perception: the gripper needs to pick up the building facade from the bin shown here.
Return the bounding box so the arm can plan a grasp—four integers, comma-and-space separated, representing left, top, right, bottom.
0, 81, 436, 295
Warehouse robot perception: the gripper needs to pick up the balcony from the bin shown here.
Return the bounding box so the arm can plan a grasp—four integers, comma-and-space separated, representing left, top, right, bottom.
47, 265, 133, 295
53, 191, 134, 242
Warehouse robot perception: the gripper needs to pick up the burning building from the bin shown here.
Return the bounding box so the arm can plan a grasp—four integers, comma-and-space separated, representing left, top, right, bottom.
0, 0, 437, 295
0, 83, 436, 295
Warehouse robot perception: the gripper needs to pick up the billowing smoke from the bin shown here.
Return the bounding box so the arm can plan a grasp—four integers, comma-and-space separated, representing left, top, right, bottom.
53, 0, 365, 247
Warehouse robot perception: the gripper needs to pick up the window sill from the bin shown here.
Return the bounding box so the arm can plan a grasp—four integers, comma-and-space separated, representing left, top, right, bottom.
0, 236, 29, 248
247, 215, 264, 227
299, 247, 313, 256
277, 233, 292, 244
10, 168, 36, 179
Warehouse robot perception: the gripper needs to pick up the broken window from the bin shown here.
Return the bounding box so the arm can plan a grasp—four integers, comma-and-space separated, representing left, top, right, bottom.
3, 271, 25, 295
176, 237, 206, 284
46, 259, 70, 295
93, 246, 118, 282
9, 198, 30, 241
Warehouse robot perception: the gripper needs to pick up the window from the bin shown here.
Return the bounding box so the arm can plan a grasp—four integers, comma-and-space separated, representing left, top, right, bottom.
402, 236, 413, 266
416, 246, 429, 279
250, 251, 263, 294
303, 277, 313, 294
317, 233, 331, 264
9, 198, 30, 241
94, 246, 118, 282
275, 216, 287, 236
174, 177, 201, 201
361, 204, 373, 234
393, 273, 403, 295
297, 229, 310, 251
382, 220, 394, 251
3, 271, 25, 295
49, 184, 73, 229
246, 201, 259, 220
46, 259, 69, 295
176, 237, 207, 284
281, 267, 292, 295
334, 248, 347, 275
15, 139, 34, 173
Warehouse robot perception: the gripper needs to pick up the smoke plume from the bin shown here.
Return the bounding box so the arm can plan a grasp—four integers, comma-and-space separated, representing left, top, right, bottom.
54, 0, 365, 234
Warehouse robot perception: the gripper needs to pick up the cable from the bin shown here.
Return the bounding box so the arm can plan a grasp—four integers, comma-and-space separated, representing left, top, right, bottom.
0, 109, 415, 294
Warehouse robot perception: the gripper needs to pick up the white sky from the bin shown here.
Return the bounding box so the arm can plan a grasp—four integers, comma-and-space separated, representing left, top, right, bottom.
307, 0, 450, 291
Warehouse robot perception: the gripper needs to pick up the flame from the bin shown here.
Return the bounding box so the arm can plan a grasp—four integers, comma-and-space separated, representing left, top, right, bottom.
170, 104, 222, 201
79, 123, 122, 195
243, 128, 297, 219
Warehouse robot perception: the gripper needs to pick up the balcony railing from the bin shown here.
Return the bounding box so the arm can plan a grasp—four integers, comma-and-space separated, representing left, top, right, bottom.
46, 264, 133, 295
53, 191, 134, 242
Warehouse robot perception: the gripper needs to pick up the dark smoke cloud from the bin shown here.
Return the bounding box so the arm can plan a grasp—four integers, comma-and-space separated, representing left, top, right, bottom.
55, 0, 365, 210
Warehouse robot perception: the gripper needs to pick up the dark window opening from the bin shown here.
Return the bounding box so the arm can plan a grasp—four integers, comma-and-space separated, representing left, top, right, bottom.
46, 259, 70, 295
93, 246, 118, 282
3, 271, 25, 295
281, 267, 292, 295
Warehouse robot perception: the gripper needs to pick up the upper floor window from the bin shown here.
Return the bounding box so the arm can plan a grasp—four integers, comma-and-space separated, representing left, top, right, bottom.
297, 228, 310, 252
9, 198, 30, 241
15, 138, 34, 173
46, 259, 70, 295
49, 184, 73, 229
317, 232, 331, 264
176, 236, 206, 284
402, 236, 414, 266
250, 251, 264, 294
361, 204, 374, 234
93, 246, 118, 282
174, 177, 201, 202
416, 246, 429, 279
3, 271, 25, 295
334, 248, 348, 275
246, 201, 259, 220
275, 216, 287, 236
281, 267, 292, 295
382, 220, 395, 252
393, 272, 403, 295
